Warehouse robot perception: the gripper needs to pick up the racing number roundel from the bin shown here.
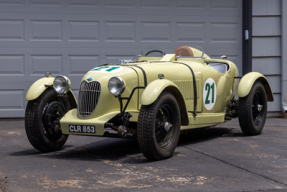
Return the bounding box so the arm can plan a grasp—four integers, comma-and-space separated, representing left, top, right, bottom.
203, 78, 217, 110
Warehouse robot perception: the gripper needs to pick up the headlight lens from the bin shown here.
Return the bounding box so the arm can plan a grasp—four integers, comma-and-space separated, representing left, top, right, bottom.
53, 76, 70, 94
108, 76, 125, 96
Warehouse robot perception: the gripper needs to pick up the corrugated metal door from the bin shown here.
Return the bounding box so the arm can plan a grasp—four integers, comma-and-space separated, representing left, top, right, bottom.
0, 0, 242, 117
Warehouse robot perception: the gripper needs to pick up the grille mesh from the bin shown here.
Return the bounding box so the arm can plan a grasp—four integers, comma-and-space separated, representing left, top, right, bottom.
78, 81, 101, 117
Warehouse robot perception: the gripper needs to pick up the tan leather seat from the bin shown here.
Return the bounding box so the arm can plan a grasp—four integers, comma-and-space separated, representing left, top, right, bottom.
174, 46, 194, 57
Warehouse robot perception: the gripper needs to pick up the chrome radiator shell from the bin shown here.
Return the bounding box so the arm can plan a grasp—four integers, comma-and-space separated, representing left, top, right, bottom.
78, 81, 101, 117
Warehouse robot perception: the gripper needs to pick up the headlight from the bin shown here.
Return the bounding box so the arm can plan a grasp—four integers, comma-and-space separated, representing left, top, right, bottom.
53, 76, 71, 94
108, 76, 125, 96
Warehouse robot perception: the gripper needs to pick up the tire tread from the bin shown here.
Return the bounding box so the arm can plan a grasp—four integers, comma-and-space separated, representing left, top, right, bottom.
137, 92, 180, 160
25, 88, 68, 152
238, 81, 267, 136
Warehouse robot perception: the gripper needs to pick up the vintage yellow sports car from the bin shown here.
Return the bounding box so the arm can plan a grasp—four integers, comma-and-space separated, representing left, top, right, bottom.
25, 46, 273, 160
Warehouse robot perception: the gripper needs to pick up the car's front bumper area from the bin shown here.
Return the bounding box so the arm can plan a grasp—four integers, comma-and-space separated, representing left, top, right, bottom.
60, 109, 140, 136
60, 109, 117, 136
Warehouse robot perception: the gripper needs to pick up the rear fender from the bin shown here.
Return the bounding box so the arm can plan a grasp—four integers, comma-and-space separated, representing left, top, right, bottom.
237, 72, 274, 101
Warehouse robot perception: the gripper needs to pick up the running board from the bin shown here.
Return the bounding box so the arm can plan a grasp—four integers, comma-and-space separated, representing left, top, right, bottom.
181, 113, 225, 130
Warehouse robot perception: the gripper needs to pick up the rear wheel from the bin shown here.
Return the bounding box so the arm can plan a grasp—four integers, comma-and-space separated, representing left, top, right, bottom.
137, 92, 181, 160
238, 81, 267, 136
25, 88, 69, 152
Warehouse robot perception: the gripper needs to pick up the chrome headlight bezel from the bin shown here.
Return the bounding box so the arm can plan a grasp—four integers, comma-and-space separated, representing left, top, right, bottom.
108, 76, 125, 97
53, 75, 71, 94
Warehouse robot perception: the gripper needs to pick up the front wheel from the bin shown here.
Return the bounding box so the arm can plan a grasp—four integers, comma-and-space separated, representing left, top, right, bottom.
238, 81, 267, 136
137, 92, 181, 160
25, 88, 69, 152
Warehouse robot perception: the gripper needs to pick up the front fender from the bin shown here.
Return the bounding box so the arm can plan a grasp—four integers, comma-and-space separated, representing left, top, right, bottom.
238, 72, 274, 101
141, 79, 180, 105
26, 77, 78, 107
26, 77, 54, 100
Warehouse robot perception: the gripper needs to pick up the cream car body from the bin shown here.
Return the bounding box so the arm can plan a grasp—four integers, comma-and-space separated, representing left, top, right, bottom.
25, 46, 273, 160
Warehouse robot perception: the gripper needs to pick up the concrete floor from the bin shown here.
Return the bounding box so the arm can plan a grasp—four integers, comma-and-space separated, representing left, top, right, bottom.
0, 118, 287, 192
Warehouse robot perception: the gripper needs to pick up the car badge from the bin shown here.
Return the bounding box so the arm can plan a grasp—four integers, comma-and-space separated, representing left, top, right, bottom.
87, 75, 94, 81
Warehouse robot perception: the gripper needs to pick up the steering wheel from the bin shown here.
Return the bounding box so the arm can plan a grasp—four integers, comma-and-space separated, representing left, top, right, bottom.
145, 50, 164, 56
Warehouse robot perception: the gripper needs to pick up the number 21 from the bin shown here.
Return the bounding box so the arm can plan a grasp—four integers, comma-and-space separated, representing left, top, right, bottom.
205, 83, 215, 104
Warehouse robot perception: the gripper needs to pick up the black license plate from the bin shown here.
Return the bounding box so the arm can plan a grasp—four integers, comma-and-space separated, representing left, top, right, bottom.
69, 125, 95, 133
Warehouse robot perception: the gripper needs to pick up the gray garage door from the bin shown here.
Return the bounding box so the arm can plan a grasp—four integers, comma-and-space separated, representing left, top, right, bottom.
0, 0, 242, 118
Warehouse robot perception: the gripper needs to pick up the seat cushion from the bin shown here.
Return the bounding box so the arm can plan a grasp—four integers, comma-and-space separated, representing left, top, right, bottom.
174, 46, 194, 57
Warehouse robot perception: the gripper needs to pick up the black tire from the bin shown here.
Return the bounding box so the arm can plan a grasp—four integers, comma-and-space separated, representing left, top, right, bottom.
137, 92, 181, 160
25, 88, 69, 152
238, 81, 267, 136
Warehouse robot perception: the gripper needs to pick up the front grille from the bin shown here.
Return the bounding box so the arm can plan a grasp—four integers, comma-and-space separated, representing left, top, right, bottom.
78, 81, 101, 117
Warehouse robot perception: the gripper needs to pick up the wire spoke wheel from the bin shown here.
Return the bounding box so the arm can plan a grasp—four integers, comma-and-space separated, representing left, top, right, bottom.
42, 101, 65, 140
155, 105, 174, 148
252, 92, 264, 126
138, 92, 181, 160
238, 81, 267, 136
25, 88, 69, 152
